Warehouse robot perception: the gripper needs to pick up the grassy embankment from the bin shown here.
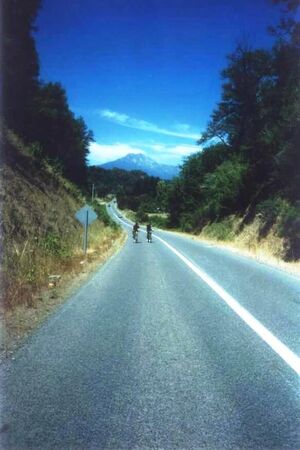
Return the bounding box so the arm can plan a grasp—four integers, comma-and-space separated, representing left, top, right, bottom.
121, 209, 300, 275
198, 216, 300, 275
0, 130, 125, 357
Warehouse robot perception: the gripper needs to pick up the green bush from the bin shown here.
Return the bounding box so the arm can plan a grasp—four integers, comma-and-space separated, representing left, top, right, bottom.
91, 201, 118, 229
27, 142, 43, 159
256, 197, 287, 226
136, 206, 149, 223
257, 197, 300, 260
149, 215, 169, 229
203, 219, 235, 241
277, 203, 300, 260
40, 231, 69, 257
179, 214, 195, 232
202, 157, 248, 219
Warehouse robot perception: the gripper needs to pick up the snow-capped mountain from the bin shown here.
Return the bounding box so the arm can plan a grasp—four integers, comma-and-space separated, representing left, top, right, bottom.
99, 153, 179, 180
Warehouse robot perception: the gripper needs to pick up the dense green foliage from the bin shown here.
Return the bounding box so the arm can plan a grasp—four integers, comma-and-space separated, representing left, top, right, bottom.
3, 0, 299, 259
88, 167, 160, 213
2, 0, 92, 186
90, 201, 119, 230
27, 82, 93, 185
2, 0, 41, 136
164, 1, 300, 259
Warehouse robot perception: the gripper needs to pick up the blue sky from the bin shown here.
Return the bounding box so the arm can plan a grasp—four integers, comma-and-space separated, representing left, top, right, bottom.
35, 0, 282, 166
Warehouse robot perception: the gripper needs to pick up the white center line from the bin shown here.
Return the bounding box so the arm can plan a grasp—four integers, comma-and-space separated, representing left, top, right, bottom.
113, 210, 300, 375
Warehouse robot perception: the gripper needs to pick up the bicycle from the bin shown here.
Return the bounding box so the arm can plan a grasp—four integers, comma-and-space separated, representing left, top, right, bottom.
132, 230, 139, 243
147, 230, 152, 243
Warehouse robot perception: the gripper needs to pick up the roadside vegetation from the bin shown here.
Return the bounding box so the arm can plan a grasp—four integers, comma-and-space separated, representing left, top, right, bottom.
112, 1, 300, 266
138, 0, 299, 263
88, 166, 161, 219
1, 130, 124, 355
1, 0, 299, 357
1, 1, 124, 354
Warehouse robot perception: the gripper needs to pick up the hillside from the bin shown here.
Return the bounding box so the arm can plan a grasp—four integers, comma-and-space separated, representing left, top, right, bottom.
88, 165, 162, 216
0, 130, 124, 355
100, 153, 179, 180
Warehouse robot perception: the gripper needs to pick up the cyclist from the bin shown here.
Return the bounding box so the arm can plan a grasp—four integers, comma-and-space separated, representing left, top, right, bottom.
146, 222, 152, 243
132, 222, 139, 242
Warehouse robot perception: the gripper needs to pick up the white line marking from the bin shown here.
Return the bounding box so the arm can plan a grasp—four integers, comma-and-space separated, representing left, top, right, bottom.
113, 211, 300, 375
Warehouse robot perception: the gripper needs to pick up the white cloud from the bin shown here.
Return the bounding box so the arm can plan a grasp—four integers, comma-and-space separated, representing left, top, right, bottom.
99, 109, 200, 140
137, 142, 200, 158
175, 123, 192, 133
88, 139, 201, 166
151, 144, 200, 165
88, 142, 144, 165
101, 110, 129, 124
163, 144, 198, 156
148, 144, 165, 152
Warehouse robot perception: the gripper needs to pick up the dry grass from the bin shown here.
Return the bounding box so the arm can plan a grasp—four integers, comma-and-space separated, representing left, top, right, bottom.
0, 131, 126, 358
3, 223, 123, 307
2, 231, 126, 359
196, 217, 300, 277
119, 206, 300, 276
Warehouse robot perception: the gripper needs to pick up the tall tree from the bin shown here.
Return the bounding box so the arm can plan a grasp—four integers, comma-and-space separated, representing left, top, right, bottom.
199, 46, 273, 164
29, 82, 93, 186
269, 3, 300, 200
167, 0, 300, 231
2, 0, 41, 136
272, 0, 300, 12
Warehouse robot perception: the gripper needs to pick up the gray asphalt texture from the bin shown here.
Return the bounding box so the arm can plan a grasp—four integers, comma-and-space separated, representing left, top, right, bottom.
1, 205, 299, 449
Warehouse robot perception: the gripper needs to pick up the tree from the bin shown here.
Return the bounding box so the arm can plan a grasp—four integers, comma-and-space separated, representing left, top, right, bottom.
2, 0, 41, 136
201, 157, 248, 219
161, 0, 300, 244
167, 177, 185, 227
272, 0, 300, 12
199, 45, 273, 163
268, 6, 300, 200
156, 180, 170, 211
29, 82, 93, 186
198, 17, 299, 203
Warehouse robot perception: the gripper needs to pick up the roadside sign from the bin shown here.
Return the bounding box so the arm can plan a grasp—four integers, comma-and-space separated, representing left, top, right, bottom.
75, 205, 97, 226
75, 205, 98, 255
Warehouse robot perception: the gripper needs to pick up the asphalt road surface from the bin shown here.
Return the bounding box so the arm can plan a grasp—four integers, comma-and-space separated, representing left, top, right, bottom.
1, 204, 299, 449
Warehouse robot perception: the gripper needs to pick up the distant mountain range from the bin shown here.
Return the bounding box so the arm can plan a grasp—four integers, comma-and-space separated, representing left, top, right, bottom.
99, 153, 179, 180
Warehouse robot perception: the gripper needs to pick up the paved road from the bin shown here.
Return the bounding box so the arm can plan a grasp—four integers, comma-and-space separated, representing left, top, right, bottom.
1, 204, 299, 449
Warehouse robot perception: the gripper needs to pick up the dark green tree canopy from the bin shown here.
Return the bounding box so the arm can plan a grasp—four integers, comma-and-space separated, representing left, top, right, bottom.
164, 0, 300, 251
2, 0, 41, 134
2, 1, 93, 187
29, 82, 93, 186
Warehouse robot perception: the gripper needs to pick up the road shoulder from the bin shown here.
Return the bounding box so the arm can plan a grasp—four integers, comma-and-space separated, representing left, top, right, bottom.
1, 231, 127, 361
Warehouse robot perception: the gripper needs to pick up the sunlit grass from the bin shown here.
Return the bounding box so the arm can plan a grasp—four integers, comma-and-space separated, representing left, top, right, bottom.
197, 216, 300, 276
3, 221, 122, 310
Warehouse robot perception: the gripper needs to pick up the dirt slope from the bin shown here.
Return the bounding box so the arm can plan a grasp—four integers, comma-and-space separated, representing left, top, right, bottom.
0, 130, 124, 356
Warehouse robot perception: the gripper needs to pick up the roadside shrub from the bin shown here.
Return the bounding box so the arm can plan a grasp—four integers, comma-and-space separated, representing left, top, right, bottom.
202, 218, 235, 241
149, 215, 169, 229
136, 206, 149, 223
91, 201, 119, 229
256, 197, 300, 260
256, 197, 286, 234
179, 214, 195, 232
277, 203, 300, 260
40, 231, 69, 257
202, 157, 248, 219
27, 142, 43, 159
139, 196, 158, 213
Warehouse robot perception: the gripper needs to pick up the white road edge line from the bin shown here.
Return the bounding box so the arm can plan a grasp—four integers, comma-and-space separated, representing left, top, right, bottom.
114, 211, 300, 375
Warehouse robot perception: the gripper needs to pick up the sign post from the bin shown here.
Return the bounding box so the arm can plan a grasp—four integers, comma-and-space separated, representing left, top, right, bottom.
75, 205, 97, 255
